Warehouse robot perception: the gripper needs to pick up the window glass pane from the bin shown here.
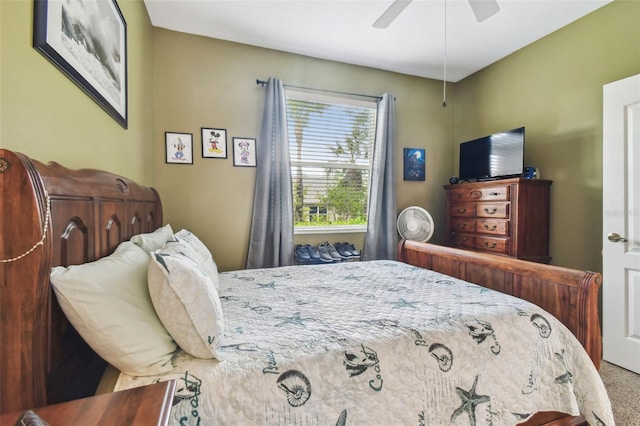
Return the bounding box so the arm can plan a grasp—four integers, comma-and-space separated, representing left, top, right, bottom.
286, 90, 377, 229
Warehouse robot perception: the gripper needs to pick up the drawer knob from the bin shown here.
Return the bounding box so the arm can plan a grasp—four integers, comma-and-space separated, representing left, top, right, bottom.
484, 224, 497, 231
470, 190, 482, 199
483, 241, 497, 248
484, 207, 498, 214
489, 191, 499, 196
457, 208, 467, 214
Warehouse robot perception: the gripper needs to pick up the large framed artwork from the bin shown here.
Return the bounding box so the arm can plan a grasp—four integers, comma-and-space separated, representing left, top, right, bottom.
33, 0, 128, 128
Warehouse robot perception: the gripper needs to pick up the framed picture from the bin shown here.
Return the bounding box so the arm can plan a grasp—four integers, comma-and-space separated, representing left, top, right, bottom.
232, 138, 257, 167
201, 128, 228, 159
33, 0, 128, 128
403, 148, 426, 181
165, 132, 193, 164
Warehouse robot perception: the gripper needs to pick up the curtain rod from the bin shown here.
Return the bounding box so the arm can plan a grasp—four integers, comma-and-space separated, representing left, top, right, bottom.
256, 79, 384, 101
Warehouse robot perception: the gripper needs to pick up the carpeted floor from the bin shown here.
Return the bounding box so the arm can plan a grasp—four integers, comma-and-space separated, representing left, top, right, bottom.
599, 361, 640, 425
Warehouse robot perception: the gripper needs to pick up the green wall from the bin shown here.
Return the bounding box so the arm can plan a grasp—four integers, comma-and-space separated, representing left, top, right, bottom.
453, 0, 639, 271
0, 0, 154, 184
2, 0, 637, 273
152, 29, 453, 271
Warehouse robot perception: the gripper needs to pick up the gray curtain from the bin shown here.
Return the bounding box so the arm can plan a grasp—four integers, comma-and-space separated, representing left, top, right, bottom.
363, 93, 397, 260
246, 77, 295, 269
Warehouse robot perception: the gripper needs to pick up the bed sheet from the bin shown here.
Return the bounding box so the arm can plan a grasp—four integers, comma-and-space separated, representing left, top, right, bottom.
115, 260, 614, 425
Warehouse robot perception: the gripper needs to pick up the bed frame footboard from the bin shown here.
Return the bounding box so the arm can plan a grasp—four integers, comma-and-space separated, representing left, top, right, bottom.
398, 240, 602, 369
398, 241, 603, 426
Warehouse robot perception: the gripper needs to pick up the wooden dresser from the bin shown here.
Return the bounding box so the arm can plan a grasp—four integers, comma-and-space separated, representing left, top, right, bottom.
444, 178, 552, 263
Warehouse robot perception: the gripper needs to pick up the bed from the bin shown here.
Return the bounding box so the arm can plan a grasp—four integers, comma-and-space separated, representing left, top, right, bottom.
0, 149, 613, 425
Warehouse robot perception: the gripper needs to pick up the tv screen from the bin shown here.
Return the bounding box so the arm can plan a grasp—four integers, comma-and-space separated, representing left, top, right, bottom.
459, 127, 525, 181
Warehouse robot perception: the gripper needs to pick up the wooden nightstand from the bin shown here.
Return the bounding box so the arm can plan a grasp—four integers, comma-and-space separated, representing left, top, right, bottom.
0, 380, 176, 426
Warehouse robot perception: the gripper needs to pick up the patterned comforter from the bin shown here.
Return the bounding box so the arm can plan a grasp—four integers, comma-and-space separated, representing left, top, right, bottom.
115, 260, 614, 425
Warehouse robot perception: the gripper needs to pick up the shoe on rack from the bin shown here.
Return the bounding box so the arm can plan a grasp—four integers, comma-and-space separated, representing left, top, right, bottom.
334, 242, 353, 258
316, 243, 336, 262
295, 244, 311, 264
305, 244, 322, 263
324, 242, 344, 261
345, 243, 360, 258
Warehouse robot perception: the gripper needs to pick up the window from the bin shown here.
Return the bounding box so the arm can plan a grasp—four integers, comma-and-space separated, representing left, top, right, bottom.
286, 89, 377, 234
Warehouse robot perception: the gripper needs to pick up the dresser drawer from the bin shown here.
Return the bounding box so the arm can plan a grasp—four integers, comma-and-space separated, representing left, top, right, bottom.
476, 202, 509, 218
475, 219, 508, 236
451, 218, 475, 233
475, 236, 509, 254
449, 203, 475, 217
448, 186, 509, 202
477, 186, 509, 201
449, 233, 475, 249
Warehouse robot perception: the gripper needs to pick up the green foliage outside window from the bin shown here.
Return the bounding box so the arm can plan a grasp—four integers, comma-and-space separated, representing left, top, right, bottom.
287, 94, 375, 228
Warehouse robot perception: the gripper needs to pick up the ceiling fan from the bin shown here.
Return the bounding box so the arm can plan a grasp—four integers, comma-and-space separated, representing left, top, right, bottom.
374, 0, 499, 107
373, 0, 500, 29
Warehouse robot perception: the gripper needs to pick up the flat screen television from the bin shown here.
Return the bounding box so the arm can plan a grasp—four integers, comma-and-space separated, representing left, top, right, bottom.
458, 127, 525, 181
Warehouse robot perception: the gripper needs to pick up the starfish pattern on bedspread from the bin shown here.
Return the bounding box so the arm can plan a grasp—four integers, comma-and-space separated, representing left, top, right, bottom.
274, 311, 316, 328
451, 375, 491, 426
390, 298, 420, 309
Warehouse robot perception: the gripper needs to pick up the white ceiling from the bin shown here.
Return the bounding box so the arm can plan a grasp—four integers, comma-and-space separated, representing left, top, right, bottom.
143, 0, 613, 82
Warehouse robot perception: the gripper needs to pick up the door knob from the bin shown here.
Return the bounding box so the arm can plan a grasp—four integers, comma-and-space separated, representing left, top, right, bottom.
607, 232, 628, 242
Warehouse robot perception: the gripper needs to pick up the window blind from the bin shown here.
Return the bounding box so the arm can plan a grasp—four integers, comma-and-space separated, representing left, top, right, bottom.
285, 90, 377, 229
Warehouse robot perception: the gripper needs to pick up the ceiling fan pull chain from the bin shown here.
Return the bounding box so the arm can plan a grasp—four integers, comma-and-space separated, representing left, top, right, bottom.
442, 0, 448, 108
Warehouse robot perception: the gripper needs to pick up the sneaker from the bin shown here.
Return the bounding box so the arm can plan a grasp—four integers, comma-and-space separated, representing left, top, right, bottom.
305, 244, 322, 263
317, 243, 336, 262
324, 242, 344, 260
346, 243, 360, 258
335, 242, 353, 258
295, 244, 310, 264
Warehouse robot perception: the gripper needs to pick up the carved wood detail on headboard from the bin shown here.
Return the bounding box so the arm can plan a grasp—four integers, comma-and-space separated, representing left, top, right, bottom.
0, 149, 163, 413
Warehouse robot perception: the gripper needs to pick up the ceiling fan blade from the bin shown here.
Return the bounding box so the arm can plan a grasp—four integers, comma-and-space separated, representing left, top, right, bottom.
373, 0, 413, 29
468, 0, 500, 22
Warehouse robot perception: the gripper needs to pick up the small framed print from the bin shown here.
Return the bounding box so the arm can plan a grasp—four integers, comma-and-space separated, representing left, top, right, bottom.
232, 137, 257, 167
201, 127, 227, 159
403, 148, 425, 181
165, 132, 193, 164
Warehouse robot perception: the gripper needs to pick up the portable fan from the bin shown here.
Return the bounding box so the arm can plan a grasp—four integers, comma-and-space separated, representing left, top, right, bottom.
397, 206, 435, 242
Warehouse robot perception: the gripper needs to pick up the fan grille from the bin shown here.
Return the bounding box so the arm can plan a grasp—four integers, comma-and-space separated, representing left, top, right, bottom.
397, 207, 434, 242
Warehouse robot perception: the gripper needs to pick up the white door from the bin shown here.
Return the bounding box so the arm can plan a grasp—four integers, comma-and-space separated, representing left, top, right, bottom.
602, 73, 640, 374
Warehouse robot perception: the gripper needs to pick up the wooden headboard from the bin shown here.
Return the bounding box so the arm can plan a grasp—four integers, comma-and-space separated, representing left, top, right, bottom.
0, 149, 163, 414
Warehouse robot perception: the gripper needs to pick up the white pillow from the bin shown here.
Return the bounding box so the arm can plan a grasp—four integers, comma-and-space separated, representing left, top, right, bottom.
131, 224, 174, 252
148, 241, 224, 359
50, 242, 177, 376
174, 229, 219, 289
